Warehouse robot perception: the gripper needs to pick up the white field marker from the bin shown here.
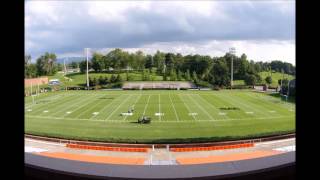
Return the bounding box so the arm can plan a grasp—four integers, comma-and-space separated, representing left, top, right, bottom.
188, 113, 198, 116
66, 111, 71, 114
245, 111, 254, 114
43, 110, 48, 113
92, 112, 99, 115
269, 110, 276, 113
155, 113, 164, 116
121, 112, 133, 116
27, 109, 32, 112
219, 112, 226, 115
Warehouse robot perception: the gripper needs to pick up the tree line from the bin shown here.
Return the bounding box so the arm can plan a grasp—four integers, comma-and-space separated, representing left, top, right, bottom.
25, 49, 295, 88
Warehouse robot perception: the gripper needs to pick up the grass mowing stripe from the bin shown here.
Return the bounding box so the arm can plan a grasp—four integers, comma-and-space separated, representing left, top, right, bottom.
187, 94, 214, 120
49, 93, 103, 117
91, 94, 126, 120
26, 114, 294, 122
27, 94, 80, 115
71, 94, 118, 119
230, 92, 275, 117
25, 93, 63, 109
169, 93, 179, 121
218, 92, 265, 117
178, 94, 197, 121
159, 94, 161, 121
105, 95, 133, 121
245, 93, 294, 115
142, 95, 151, 116
123, 94, 142, 121
195, 94, 226, 120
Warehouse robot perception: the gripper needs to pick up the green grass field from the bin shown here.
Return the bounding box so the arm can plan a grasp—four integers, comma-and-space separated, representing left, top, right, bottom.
25, 90, 295, 143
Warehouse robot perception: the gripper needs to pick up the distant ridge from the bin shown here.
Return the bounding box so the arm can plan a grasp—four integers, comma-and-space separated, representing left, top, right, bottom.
56, 57, 85, 64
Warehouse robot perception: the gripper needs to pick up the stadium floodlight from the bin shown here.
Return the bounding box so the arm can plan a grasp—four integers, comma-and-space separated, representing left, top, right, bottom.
85, 48, 90, 90
229, 47, 236, 89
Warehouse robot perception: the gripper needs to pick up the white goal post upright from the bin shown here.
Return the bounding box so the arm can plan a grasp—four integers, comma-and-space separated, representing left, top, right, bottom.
31, 82, 34, 104
85, 48, 90, 90
229, 47, 236, 90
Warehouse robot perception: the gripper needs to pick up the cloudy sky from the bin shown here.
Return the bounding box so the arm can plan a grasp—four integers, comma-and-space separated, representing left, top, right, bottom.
25, 0, 295, 65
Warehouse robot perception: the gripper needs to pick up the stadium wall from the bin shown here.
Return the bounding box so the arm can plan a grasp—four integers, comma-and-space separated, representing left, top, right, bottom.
25, 77, 49, 87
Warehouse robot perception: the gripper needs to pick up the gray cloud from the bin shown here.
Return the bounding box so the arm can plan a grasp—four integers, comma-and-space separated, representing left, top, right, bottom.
25, 1, 295, 62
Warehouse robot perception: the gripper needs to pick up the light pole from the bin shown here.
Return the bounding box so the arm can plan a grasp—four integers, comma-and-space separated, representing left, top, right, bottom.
85, 48, 89, 90
229, 47, 236, 89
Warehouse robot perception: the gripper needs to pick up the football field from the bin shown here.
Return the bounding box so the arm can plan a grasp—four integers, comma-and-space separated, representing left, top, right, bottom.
25, 90, 295, 143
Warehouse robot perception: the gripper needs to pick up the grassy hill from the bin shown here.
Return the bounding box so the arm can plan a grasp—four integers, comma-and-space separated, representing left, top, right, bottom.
64, 72, 164, 86
259, 71, 294, 87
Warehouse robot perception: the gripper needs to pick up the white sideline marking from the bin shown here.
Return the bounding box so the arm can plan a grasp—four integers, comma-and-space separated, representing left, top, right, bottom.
25, 139, 65, 146
92, 112, 99, 115
257, 138, 295, 145
188, 113, 198, 116
25, 146, 48, 153
219, 112, 226, 115
273, 145, 295, 152
245, 111, 254, 114
27, 109, 32, 112
66, 111, 71, 114
43, 110, 48, 113
121, 112, 133, 116
155, 113, 164, 116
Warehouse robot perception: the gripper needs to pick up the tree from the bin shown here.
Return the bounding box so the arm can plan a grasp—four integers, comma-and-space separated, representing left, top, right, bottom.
192, 71, 198, 84
244, 74, 257, 86
145, 55, 153, 70
170, 69, 177, 81
79, 60, 92, 73
110, 74, 117, 83
184, 69, 191, 81
98, 76, 107, 85
116, 74, 122, 82
177, 70, 183, 81
265, 76, 272, 85
209, 59, 230, 87
91, 53, 105, 72
36, 52, 57, 76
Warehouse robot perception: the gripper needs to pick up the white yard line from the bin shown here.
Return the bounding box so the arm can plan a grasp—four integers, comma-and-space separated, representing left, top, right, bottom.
142, 95, 151, 116
219, 93, 268, 117
51, 93, 102, 117
89, 94, 126, 119
169, 94, 180, 121
26, 114, 294, 123
123, 94, 142, 121
28, 94, 79, 114
178, 94, 197, 121
105, 95, 133, 121
187, 94, 215, 120
69, 94, 115, 119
